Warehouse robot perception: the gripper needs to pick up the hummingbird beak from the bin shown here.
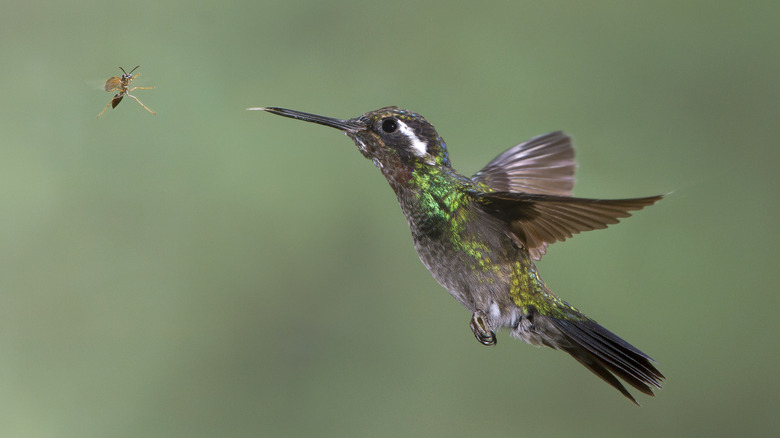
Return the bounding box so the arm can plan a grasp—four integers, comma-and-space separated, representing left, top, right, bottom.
248, 107, 365, 133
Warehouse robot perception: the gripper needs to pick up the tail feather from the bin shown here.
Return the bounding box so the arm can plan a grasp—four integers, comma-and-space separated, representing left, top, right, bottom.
548, 317, 664, 405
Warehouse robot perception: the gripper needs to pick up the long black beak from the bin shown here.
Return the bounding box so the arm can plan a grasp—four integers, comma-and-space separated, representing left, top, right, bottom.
248, 107, 365, 133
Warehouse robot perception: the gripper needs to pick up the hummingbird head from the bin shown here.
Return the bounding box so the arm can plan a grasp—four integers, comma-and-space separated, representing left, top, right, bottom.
252, 106, 452, 176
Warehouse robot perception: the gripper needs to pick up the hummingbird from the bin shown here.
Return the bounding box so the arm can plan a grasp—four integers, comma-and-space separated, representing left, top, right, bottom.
250, 106, 664, 404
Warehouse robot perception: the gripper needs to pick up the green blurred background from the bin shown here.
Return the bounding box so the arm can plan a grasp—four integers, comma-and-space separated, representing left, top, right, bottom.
1, 1, 778, 436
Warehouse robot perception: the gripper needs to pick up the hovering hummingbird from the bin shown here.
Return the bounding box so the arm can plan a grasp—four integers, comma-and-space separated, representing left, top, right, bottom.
250, 106, 664, 404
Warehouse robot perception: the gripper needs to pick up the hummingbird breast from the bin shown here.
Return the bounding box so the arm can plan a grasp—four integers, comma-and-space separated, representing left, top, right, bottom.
395, 184, 530, 328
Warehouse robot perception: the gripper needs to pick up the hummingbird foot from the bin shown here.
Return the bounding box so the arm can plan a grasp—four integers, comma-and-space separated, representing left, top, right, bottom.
470, 311, 497, 346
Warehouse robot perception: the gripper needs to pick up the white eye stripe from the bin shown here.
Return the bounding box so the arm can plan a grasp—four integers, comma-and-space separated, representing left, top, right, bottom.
396, 120, 428, 157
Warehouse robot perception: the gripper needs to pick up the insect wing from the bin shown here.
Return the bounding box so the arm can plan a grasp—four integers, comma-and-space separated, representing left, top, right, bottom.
111, 94, 124, 108
104, 76, 122, 92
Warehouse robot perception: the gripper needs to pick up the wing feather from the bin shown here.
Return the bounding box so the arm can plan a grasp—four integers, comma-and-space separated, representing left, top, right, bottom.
474, 192, 663, 259
472, 132, 576, 196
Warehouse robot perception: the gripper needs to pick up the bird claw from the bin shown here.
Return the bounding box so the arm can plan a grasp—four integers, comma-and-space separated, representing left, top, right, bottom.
470, 312, 496, 346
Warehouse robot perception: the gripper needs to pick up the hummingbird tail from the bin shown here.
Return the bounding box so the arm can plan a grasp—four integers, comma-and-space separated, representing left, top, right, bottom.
548, 317, 664, 405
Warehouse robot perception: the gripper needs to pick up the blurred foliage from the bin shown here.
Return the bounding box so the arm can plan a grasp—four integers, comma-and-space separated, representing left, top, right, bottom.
1, 1, 778, 437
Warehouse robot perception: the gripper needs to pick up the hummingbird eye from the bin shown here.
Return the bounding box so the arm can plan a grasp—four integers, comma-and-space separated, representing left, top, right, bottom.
380, 118, 398, 133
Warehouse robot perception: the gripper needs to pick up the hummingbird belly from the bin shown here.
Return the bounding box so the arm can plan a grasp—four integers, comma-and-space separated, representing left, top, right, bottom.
410, 215, 529, 329
408, 200, 581, 347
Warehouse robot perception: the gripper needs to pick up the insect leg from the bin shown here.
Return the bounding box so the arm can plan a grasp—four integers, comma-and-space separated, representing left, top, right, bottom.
125, 93, 156, 115
97, 100, 113, 118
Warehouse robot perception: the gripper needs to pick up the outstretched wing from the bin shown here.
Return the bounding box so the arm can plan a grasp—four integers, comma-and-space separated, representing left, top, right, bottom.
474, 192, 663, 260
472, 131, 576, 196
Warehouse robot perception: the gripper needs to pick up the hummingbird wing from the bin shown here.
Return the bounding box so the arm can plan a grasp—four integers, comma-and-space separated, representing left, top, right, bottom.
474, 192, 663, 260
471, 131, 576, 196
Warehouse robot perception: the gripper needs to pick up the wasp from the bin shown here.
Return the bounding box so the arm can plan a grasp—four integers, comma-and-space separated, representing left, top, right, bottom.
97, 66, 155, 118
